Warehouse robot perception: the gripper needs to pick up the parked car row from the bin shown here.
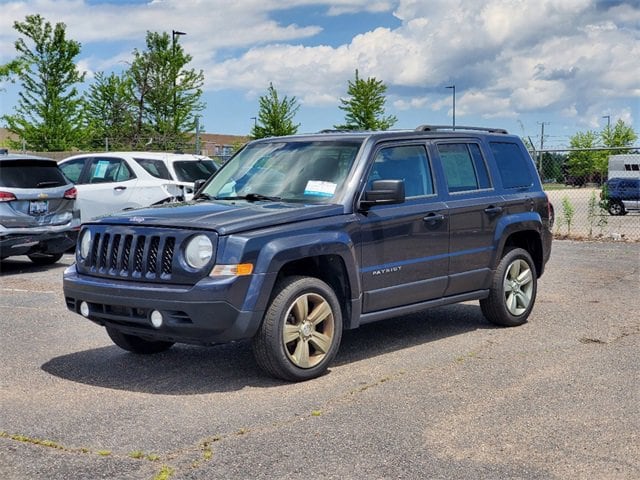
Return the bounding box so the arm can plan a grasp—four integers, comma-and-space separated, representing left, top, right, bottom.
0, 151, 219, 263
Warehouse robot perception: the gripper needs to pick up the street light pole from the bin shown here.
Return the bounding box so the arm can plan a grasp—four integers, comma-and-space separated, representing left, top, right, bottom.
172, 30, 186, 137
602, 115, 611, 130
446, 85, 456, 130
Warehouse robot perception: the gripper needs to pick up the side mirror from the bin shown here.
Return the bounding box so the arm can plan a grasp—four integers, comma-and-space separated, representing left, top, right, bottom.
193, 179, 207, 195
360, 179, 405, 208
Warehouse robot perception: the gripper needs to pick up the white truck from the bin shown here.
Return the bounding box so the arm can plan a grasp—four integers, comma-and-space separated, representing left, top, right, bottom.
608, 154, 640, 179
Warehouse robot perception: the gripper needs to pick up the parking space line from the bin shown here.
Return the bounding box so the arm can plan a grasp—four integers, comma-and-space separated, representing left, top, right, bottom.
1, 288, 56, 294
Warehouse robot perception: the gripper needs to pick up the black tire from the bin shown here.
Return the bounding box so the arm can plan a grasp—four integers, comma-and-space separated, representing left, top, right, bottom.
608, 201, 625, 216
106, 326, 174, 354
28, 252, 64, 265
252, 276, 343, 382
480, 248, 537, 327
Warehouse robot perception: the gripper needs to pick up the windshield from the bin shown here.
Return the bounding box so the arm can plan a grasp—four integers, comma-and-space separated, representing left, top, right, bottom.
201, 140, 362, 203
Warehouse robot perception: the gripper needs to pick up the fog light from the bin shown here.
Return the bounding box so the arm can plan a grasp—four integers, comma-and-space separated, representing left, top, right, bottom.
80, 301, 90, 317
150, 310, 163, 328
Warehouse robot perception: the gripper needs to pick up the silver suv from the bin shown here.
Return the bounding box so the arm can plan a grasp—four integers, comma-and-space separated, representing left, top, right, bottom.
0, 152, 80, 264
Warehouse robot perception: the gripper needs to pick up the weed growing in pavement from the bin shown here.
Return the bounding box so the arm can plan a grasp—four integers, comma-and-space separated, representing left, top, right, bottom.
561, 196, 575, 235
153, 465, 175, 480
587, 190, 608, 238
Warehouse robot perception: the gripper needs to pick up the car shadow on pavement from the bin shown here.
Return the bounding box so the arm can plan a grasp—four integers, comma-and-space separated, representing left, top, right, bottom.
41, 303, 491, 394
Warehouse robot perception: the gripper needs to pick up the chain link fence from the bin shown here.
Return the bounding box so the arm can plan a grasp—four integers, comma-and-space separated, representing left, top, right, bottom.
6, 138, 639, 242
538, 150, 640, 241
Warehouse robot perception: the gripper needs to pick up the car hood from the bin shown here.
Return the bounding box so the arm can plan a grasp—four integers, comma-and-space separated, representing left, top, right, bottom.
91, 200, 346, 235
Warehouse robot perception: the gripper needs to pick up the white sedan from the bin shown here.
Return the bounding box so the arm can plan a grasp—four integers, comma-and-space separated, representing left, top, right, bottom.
59, 152, 218, 222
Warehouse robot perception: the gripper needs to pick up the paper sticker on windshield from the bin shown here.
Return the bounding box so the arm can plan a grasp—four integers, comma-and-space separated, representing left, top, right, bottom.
304, 180, 336, 197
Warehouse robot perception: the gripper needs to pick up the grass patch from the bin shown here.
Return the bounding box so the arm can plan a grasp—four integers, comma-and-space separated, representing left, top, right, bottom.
0, 432, 64, 450
153, 465, 175, 480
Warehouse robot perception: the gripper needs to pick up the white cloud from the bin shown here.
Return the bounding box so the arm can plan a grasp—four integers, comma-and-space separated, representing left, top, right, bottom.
1, 0, 638, 138
393, 96, 430, 110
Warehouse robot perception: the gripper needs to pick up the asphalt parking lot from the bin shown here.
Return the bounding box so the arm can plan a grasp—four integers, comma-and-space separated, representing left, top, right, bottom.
1, 240, 638, 480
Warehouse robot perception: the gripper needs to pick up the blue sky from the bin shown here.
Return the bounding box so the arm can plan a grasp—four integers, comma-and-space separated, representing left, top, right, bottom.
1, 0, 639, 149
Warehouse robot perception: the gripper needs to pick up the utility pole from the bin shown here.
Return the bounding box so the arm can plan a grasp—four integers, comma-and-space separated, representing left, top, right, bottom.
537, 121, 550, 172
195, 115, 201, 155
446, 85, 456, 130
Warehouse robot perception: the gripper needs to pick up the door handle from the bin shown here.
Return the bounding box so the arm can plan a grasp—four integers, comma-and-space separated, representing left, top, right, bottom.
113, 186, 127, 191
423, 213, 445, 224
484, 206, 503, 216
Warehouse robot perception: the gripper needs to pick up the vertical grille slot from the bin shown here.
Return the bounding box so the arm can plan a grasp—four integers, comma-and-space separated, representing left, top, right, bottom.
98, 233, 110, 271
147, 236, 160, 277
162, 237, 175, 275
122, 235, 132, 274
133, 235, 146, 274
109, 234, 121, 272
89, 232, 101, 267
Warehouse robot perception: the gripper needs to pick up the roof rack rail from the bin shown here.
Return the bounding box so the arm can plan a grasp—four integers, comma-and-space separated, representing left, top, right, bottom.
415, 125, 509, 134
318, 129, 353, 133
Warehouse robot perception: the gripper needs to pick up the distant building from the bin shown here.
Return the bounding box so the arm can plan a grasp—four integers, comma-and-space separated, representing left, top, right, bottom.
196, 133, 249, 161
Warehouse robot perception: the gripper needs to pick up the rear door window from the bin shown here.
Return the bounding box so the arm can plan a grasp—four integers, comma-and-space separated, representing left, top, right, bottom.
0, 160, 68, 188
438, 143, 491, 193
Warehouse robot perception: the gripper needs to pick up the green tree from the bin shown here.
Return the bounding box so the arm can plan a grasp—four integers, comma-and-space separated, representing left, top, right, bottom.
2, 14, 85, 151
0, 59, 24, 90
566, 130, 602, 182
600, 119, 637, 172
251, 82, 300, 139
128, 31, 204, 150
335, 69, 397, 131
540, 152, 566, 183
601, 119, 637, 148
84, 72, 135, 150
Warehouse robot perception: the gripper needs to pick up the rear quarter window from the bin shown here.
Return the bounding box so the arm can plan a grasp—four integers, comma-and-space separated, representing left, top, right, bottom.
0, 160, 68, 188
133, 158, 172, 180
490, 142, 534, 189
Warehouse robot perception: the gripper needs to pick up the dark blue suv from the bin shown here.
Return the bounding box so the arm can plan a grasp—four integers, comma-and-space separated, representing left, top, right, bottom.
602, 177, 640, 215
63, 126, 553, 381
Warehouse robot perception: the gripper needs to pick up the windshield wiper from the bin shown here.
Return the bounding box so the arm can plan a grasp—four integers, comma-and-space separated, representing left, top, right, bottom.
217, 193, 281, 202
193, 192, 215, 201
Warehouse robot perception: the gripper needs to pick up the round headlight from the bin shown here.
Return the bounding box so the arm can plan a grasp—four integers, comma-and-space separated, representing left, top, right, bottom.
184, 234, 213, 269
79, 229, 91, 259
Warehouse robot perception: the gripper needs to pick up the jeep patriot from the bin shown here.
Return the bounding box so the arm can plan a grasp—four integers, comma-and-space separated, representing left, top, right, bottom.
63, 125, 553, 381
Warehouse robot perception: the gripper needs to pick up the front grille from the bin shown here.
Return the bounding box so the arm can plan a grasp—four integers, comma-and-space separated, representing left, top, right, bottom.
89, 231, 174, 279
77, 225, 216, 284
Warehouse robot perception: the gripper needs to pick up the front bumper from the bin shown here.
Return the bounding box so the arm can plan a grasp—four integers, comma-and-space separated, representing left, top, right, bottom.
63, 265, 269, 345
